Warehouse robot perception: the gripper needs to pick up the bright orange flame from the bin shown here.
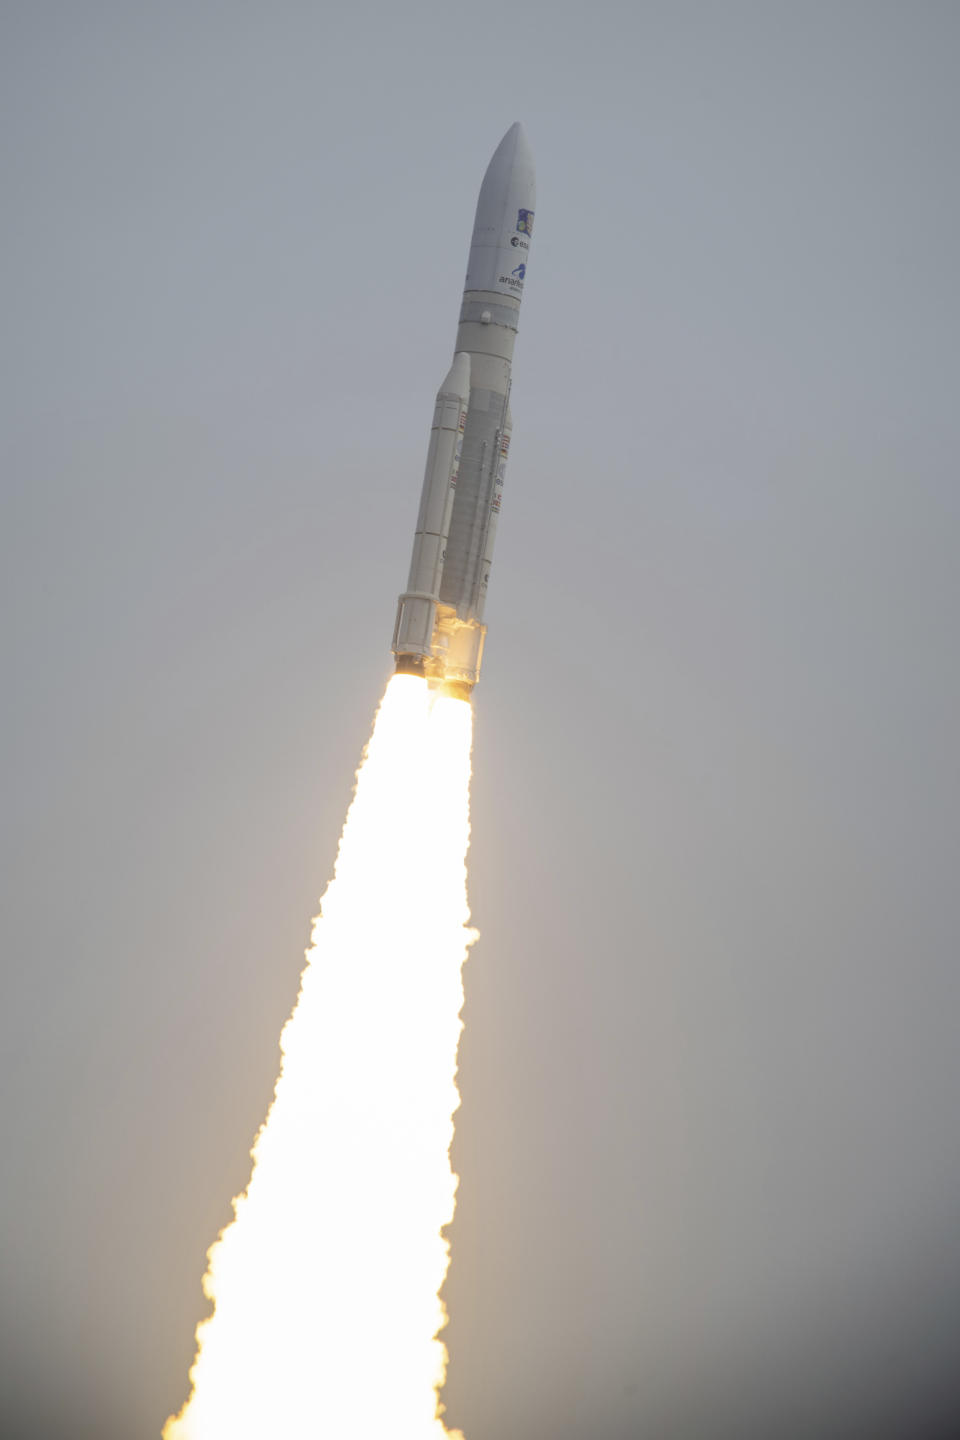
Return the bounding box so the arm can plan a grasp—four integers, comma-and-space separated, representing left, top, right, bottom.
164, 675, 474, 1439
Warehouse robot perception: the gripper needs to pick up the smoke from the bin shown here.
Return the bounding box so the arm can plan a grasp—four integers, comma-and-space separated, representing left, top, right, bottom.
164, 675, 475, 1439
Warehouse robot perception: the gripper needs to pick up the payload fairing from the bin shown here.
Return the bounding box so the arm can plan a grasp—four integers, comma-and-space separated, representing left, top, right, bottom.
392, 122, 535, 698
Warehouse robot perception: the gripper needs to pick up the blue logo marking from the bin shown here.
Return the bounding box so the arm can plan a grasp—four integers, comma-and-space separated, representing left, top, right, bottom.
511, 263, 526, 279
517, 209, 534, 236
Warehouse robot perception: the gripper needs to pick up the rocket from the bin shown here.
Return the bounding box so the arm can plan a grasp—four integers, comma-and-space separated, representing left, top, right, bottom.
392, 122, 535, 699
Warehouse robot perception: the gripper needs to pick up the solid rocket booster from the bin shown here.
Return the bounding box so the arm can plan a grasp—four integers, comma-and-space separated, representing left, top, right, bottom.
392, 122, 535, 697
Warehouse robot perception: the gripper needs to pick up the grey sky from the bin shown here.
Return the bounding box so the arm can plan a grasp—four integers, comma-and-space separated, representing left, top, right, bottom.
4, 2, 960, 1437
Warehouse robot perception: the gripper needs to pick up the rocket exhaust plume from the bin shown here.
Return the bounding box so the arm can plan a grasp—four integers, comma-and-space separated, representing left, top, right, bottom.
164, 677, 474, 1439
166, 122, 535, 1439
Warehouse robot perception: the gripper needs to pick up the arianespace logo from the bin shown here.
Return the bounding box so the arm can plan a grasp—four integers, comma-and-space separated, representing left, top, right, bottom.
497, 262, 526, 289
517, 208, 534, 236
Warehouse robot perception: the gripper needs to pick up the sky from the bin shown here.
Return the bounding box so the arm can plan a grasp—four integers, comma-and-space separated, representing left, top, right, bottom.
3, 2, 960, 1437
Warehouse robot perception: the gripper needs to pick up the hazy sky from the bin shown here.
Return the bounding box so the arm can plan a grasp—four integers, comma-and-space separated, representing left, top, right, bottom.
4, 3, 960, 1437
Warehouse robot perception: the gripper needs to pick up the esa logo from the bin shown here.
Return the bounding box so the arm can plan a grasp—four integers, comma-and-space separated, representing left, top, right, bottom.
511, 235, 529, 251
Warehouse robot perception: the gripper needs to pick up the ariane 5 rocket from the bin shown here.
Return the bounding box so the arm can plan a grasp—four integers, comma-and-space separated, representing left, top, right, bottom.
392, 122, 535, 699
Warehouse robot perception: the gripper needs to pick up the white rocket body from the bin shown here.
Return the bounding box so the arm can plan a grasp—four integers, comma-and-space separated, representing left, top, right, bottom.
392, 122, 535, 696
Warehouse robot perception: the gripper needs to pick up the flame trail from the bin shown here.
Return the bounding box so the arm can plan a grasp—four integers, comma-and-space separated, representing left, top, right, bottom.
165, 675, 474, 1439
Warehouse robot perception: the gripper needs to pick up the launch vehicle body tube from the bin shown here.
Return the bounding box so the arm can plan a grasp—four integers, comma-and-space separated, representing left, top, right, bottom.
392, 354, 470, 660
393, 122, 535, 695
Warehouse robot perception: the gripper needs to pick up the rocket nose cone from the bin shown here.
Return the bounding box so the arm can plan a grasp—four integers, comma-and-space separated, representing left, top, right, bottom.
465, 122, 536, 301
477, 121, 536, 217
486, 121, 535, 185
506, 121, 534, 166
